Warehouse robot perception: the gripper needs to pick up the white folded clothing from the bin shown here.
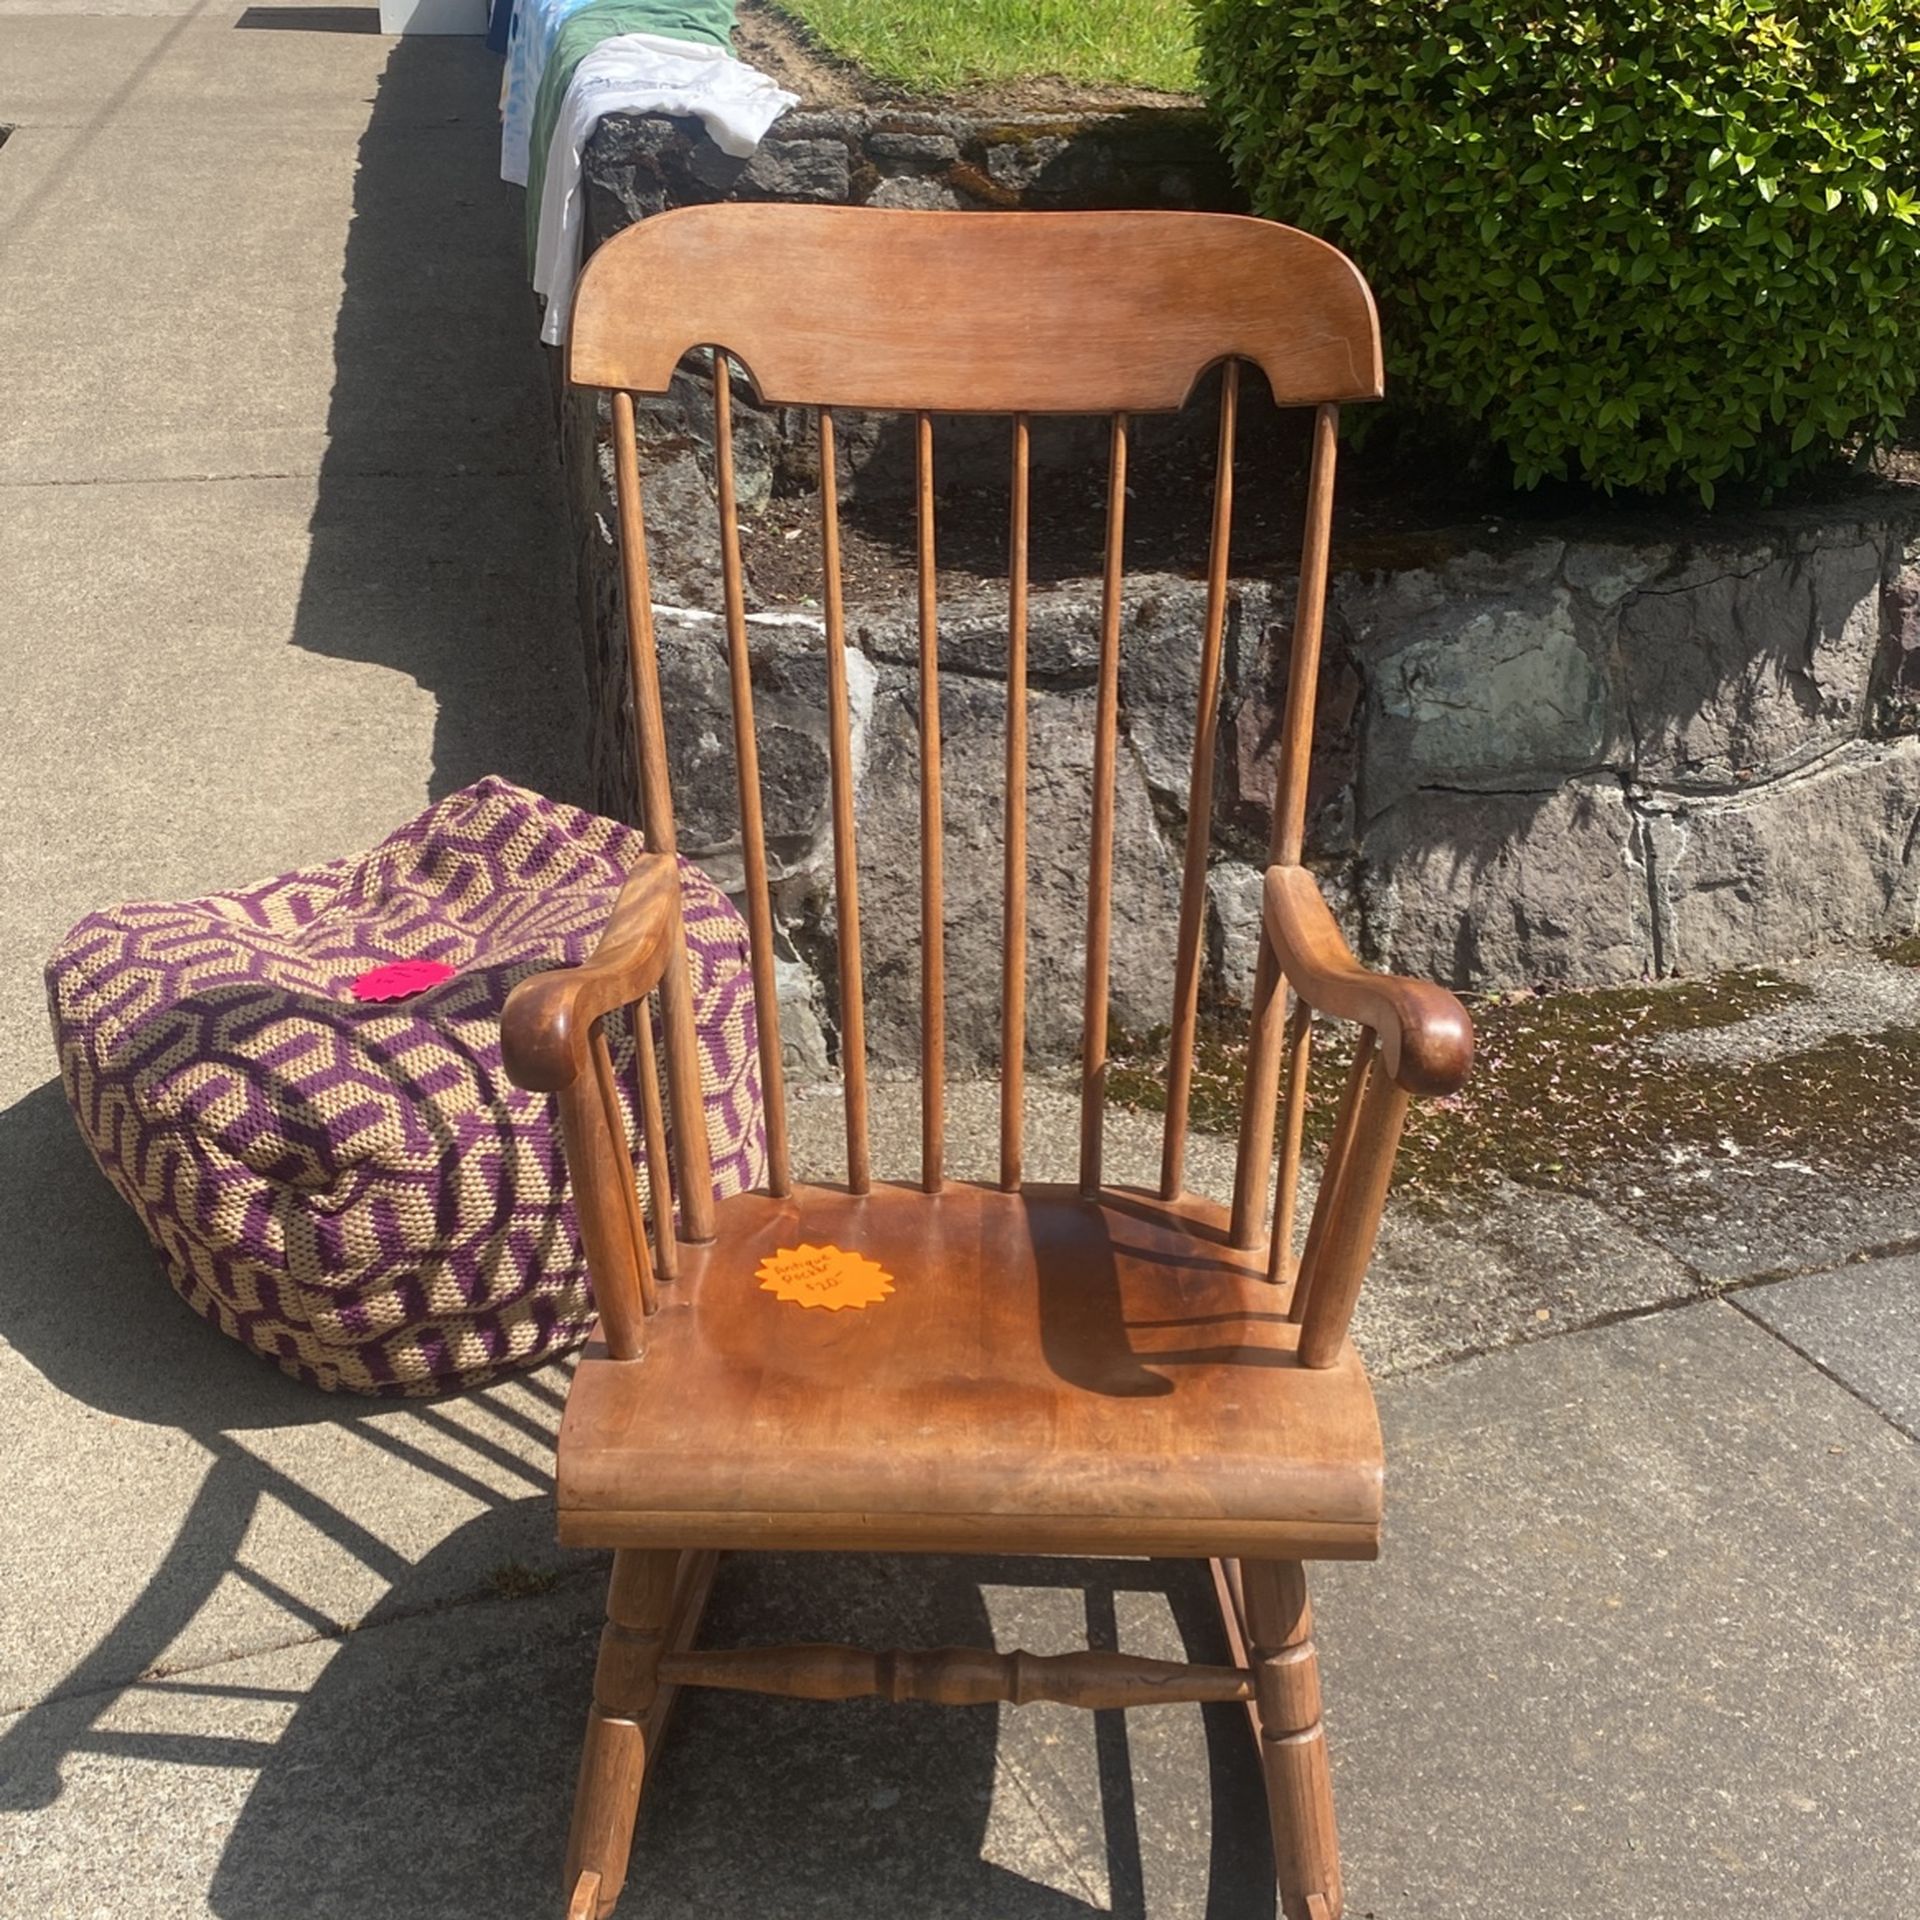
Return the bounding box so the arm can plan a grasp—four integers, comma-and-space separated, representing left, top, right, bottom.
532, 32, 797, 347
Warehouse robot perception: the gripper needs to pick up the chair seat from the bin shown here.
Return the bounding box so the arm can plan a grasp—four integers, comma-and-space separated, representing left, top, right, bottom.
557, 1182, 1383, 1560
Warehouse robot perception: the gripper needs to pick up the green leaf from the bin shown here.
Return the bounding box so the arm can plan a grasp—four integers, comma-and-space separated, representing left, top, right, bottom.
1199, 0, 1920, 499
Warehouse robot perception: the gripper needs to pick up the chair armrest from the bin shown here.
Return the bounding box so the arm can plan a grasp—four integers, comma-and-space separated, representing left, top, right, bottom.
1262, 864, 1474, 1097
501, 854, 681, 1093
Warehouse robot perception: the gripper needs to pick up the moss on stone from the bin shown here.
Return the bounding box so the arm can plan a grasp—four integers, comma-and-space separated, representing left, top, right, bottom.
1105, 968, 1920, 1212
486, 1560, 563, 1601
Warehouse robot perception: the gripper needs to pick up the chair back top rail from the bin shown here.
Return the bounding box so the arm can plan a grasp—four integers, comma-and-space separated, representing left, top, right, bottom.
569, 205, 1382, 414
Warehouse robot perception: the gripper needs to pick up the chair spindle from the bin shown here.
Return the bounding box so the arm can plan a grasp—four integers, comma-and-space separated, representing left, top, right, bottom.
1272, 404, 1341, 868
1078, 412, 1130, 1199
589, 1022, 658, 1318
818, 408, 871, 1194
610, 390, 715, 1242
1297, 1047, 1411, 1369
1000, 414, 1031, 1193
552, 1024, 652, 1360
917, 411, 945, 1194
712, 352, 791, 1198
631, 993, 676, 1282
1265, 996, 1313, 1286
1229, 404, 1340, 1247
1289, 1037, 1373, 1331
657, 1642, 1256, 1710
1161, 360, 1241, 1202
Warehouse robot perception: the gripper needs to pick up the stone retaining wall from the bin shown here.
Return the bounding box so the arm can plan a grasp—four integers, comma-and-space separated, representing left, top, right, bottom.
560, 112, 1920, 1076
582, 101, 1234, 242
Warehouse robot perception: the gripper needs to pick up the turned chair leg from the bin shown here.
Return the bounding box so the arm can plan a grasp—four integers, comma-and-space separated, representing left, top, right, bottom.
1241, 1559, 1344, 1920
564, 1548, 679, 1919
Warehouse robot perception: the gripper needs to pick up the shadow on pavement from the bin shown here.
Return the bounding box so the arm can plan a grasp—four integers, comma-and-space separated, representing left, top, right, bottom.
0, 1078, 391, 1432
282, 31, 588, 808
0, 1077, 567, 1815
207, 1541, 1278, 1920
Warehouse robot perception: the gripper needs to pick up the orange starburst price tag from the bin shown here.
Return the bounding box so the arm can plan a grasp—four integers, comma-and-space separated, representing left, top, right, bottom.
756, 1242, 895, 1312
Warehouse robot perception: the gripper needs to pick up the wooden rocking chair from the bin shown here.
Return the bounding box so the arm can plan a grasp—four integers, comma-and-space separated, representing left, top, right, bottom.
502, 203, 1475, 1919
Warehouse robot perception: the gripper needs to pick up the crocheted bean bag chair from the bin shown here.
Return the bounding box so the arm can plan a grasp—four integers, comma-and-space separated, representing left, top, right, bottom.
45, 777, 764, 1394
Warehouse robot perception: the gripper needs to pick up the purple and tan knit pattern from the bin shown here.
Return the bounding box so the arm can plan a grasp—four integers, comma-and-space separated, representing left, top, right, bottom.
46, 777, 764, 1394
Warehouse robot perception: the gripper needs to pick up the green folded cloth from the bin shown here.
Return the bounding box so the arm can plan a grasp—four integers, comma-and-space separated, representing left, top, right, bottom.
525, 0, 737, 262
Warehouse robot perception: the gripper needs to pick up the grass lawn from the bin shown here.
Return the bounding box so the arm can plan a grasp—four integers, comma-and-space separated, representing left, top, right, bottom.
768, 0, 1198, 94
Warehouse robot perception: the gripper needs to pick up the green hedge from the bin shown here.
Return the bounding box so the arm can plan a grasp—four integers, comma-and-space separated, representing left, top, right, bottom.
1196, 0, 1920, 499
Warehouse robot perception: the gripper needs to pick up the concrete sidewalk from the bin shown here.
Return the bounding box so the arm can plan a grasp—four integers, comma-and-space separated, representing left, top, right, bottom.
2, 9, 1918, 1916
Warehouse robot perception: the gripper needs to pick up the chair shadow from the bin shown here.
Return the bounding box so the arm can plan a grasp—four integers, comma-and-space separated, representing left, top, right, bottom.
205, 1538, 1278, 1920
1031, 1188, 1311, 1396
1030, 1191, 1177, 1399
0, 1075, 571, 1815
0, 1078, 368, 1434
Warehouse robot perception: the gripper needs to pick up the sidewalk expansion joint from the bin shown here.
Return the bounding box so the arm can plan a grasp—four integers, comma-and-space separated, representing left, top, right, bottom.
0, 464, 544, 491
1723, 1290, 1920, 1447
5, 1560, 606, 1721
1390, 1247, 1920, 1452
1380, 1284, 1721, 1385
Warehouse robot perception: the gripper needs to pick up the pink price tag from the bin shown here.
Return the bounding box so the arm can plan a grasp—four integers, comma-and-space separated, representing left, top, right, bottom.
350, 960, 457, 1002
